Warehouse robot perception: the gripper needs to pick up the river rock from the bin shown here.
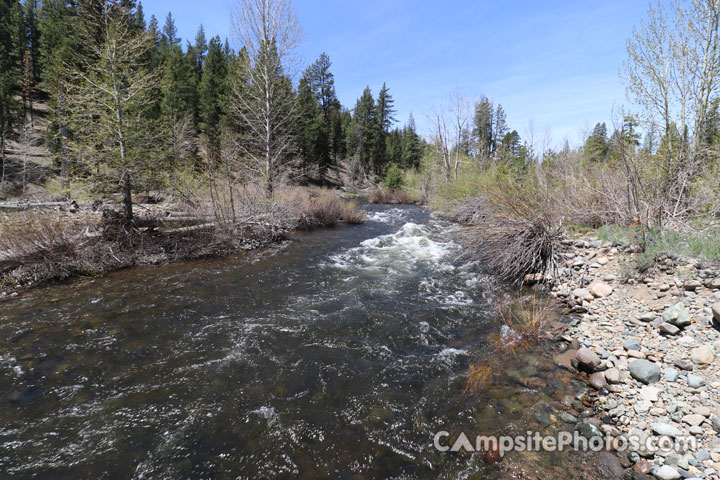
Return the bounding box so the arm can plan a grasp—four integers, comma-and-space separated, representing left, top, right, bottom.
588, 372, 607, 390
690, 346, 714, 365
623, 338, 642, 351
639, 386, 661, 402
659, 323, 680, 336
682, 414, 705, 427
634, 459, 652, 474
712, 302, 720, 326
577, 346, 601, 372
674, 359, 694, 371
687, 374, 705, 388
651, 422, 683, 437
629, 359, 661, 384
589, 282, 613, 298
684, 279, 703, 290
712, 415, 720, 433
654, 465, 682, 480
605, 367, 621, 383
662, 302, 691, 328
573, 288, 591, 299
663, 367, 679, 382
578, 422, 603, 440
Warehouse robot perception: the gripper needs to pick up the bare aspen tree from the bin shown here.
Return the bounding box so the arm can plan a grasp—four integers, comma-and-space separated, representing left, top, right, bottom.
624, 0, 720, 214
429, 89, 473, 183
230, 0, 302, 198
63, 2, 159, 223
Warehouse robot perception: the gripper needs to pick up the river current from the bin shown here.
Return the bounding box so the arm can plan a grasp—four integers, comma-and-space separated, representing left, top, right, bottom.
0, 204, 601, 479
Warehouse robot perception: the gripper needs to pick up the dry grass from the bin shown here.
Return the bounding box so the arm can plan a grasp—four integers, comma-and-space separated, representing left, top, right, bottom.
464, 363, 494, 394
488, 297, 564, 355
368, 187, 418, 205
0, 212, 83, 269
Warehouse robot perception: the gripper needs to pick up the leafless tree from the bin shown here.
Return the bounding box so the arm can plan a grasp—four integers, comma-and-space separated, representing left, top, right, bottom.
624, 0, 720, 215
428, 88, 473, 183
229, 0, 302, 198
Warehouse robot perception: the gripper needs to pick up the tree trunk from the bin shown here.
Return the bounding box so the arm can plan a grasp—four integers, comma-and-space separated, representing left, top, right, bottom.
58, 85, 70, 184
122, 171, 133, 224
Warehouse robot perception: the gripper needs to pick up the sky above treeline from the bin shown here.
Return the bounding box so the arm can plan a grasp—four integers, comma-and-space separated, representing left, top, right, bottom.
140, 0, 652, 149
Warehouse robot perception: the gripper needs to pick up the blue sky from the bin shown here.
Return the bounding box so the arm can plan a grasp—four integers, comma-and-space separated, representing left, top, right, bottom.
140, 0, 652, 148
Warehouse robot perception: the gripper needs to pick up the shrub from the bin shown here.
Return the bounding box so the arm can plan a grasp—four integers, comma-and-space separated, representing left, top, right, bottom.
384, 163, 404, 190
454, 175, 567, 284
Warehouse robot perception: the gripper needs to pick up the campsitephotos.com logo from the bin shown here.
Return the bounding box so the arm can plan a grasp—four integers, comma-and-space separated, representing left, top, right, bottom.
433, 430, 705, 458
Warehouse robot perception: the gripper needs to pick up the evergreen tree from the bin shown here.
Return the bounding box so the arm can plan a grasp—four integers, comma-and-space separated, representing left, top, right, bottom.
473, 95, 494, 157
0, 0, 23, 187
296, 75, 328, 176
23, 0, 40, 82
401, 113, 422, 169
584, 122, 609, 162
296, 53, 341, 175
161, 12, 179, 47
134, 1, 146, 30
372, 82, 396, 175
349, 86, 376, 172
493, 104, 508, 153
63, 0, 159, 222
197, 35, 228, 162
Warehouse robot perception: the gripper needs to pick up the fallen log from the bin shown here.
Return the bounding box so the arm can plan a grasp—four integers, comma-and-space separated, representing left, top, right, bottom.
0, 201, 74, 211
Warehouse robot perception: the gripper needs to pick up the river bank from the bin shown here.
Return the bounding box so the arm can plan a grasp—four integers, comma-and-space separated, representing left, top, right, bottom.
547, 234, 720, 479
0, 188, 365, 300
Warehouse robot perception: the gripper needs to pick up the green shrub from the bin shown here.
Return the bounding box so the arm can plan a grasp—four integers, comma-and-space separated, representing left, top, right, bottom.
384, 164, 404, 190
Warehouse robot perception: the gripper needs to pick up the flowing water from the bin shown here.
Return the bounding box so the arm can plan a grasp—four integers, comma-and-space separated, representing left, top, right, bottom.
0, 205, 602, 479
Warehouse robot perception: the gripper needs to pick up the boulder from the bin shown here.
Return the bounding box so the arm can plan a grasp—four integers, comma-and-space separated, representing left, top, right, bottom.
629, 359, 661, 384
589, 282, 613, 298
576, 346, 601, 372
573, 288, 590, 299
712, 301, 720, 326
683, 279, 702, 290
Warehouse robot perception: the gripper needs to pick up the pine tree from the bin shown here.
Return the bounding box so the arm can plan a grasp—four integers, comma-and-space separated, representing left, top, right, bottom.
37, 0, 76, 180
473, 95, 494, 157
134, 1, 146, 30
584, 122, 609, 162
296, 53, 340, 175
349, 86, 376, 172
23, 0, 40, 82
372, 82, 396, 175
162, 12, 179, 47
63, 1, 159, 222
401, 113, 422, 169
198, 35, 228, 162
194, 25, 208, 66
493, 104, 507, 154
0, 0, 23, 188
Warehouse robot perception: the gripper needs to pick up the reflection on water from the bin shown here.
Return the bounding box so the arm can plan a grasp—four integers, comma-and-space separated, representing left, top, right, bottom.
0, 205, 599, 478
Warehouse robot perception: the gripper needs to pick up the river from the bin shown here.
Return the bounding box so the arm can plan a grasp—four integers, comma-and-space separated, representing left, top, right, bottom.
0, 204, 603, 478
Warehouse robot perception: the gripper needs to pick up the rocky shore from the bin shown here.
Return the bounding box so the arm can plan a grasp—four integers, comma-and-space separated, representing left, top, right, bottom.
548, 236, 720, 480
